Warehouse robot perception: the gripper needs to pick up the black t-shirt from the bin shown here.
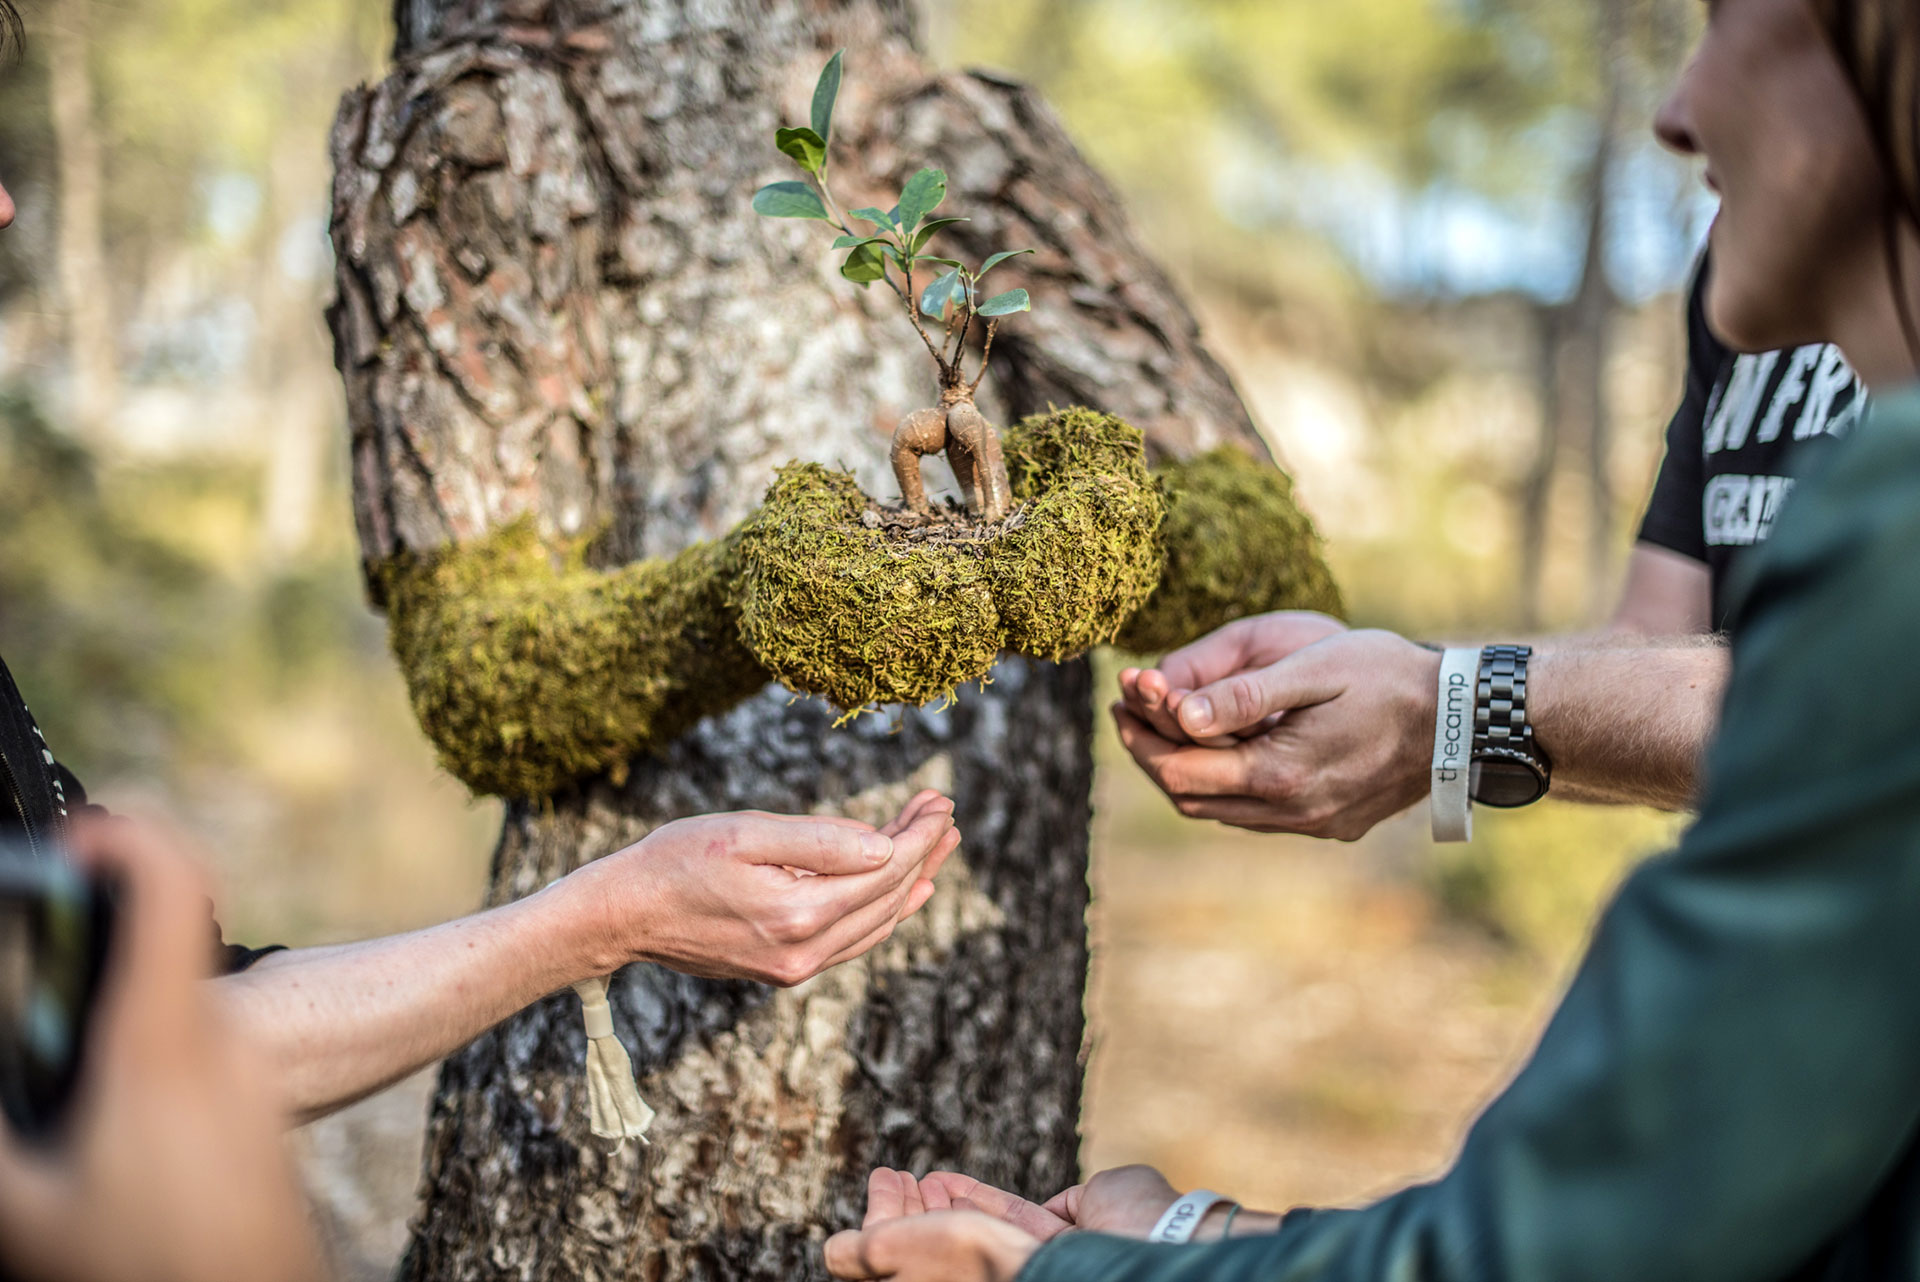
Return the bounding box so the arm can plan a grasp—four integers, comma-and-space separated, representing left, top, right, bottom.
1639, 261, 1865, 628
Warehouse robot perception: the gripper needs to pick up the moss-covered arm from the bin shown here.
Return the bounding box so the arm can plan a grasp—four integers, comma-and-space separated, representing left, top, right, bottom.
380, 526, 767, 799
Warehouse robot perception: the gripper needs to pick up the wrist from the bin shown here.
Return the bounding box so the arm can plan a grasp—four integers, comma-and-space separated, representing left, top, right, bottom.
537, 852, 658, 980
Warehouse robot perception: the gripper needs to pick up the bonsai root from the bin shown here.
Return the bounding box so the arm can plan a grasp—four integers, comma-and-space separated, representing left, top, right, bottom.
890, 394, 1013, 521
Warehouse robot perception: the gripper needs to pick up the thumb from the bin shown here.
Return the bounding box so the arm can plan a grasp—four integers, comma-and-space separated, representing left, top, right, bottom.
742, 816, 895, 876
1179, 656, 1341, 739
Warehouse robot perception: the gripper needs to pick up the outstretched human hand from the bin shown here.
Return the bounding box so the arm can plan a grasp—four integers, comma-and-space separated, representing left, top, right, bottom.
863, 1165, 1181, 1241
826, 1209, 1038, 1282
1120, 611, 1347, 747
1117, 629, 1441, 841
0, 818, 325, 1282
570, 790, 962, 986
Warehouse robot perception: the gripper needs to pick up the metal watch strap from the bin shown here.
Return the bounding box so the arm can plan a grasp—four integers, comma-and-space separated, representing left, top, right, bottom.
1471, 644, 1552, 806
1474, 644, 1535, 758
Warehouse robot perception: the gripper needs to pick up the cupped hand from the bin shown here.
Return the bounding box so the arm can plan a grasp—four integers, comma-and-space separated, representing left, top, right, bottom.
1116, 630, 1440, 841
1121, 611, 1348, 747
861, 1163, 1181, 1242
825, 1210, 1038, 1282
0, 818, 325, 1282
864, 1167, 1072, 1240
580, 790, 962, 986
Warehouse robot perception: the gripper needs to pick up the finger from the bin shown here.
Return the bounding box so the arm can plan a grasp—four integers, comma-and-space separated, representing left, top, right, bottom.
814, 863, 941, 971
824, 1229, 886, 1280
65, 817, 220, 1042
1168, 796, 1307, 829
1162, 688, 1239, 748
1114, 708, 1267, 799
924, 1174, 1073, 1240
1040, 1185, 1086, 1224
879, 791, 951, 839
866, 1168, 910, 1227
1133, 670, 1196, 743
903, 1171, 927, 1218
1180, 657, 1342, 740
1161, 612, 1347, 688
914, 826, 962, 888
790, 805, 953, 910
744, 815, 901, 877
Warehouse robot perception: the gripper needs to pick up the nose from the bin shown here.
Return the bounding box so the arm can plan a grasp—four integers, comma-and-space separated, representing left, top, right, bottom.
0, 179, 13, 230
1654, 67, 1700, 158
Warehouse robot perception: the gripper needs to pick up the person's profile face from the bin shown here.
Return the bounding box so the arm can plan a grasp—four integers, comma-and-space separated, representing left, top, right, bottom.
0, 177, 14, 232
1655, 0, 1888, 353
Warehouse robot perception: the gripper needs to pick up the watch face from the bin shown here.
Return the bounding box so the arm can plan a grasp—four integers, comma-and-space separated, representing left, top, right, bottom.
1471, 756, 1548, 808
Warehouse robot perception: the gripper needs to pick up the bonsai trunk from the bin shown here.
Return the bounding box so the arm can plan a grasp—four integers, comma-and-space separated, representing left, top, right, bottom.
331, 3, 1276, 1279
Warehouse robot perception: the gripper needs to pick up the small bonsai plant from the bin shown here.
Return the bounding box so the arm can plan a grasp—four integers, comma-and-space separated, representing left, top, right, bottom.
752, 51, 1034, 523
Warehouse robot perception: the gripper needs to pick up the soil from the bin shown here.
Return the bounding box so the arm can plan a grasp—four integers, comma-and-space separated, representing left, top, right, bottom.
859, 496, 1028, 549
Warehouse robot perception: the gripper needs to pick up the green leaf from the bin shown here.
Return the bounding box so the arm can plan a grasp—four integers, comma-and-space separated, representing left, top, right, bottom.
915, 256, 965, 270
976, 288, 1031, 317
910, 217, 970, 254
752, 181, 831, 220
811, 50, 845, 142
975, 248, 1035, 280
841, 240, 888, 285
920, 267, 964, 318
831, 234, 891, 249
849, 206, 896, 231
895, 168, 948, 233
883, 245, 909, 269
775, 126, 828, 174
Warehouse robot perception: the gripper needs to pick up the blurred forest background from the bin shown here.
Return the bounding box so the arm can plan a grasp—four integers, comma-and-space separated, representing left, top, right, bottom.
0, 0, 1702, 1274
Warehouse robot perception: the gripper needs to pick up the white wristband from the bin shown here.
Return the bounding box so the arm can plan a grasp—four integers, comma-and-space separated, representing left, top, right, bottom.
1430, 648, 1477, 843
1148, 1190, 1231, 1244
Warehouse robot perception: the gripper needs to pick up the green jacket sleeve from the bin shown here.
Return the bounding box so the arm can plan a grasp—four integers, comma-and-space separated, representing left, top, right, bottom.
1024, 388, 1920, 1282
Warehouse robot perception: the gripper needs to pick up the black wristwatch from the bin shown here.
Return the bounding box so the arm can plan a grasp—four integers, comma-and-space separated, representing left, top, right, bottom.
1470, 644, 1552, 808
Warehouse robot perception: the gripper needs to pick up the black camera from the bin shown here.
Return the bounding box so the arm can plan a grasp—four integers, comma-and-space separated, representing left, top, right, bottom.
0, 840, 114, 1142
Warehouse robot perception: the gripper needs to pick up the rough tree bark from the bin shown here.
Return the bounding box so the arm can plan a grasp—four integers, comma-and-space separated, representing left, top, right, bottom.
328, 3, 1276, 1279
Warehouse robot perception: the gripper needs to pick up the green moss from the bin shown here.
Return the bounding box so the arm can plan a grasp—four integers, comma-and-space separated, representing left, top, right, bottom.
731, 465, 1004, 711
1116, 446, 1345, 655
378, 521, 766, 798
375, 408, 1342, 799
992, 409, 1167, 660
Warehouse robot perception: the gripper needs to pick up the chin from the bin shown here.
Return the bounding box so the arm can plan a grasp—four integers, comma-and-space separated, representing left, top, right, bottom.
1704, 262, 1827, 354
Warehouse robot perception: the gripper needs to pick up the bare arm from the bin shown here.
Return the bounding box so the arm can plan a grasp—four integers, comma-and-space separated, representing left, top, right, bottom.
218, 797, 960, 1124
216, 888, 599, 1125
1112, 545, 1726, 837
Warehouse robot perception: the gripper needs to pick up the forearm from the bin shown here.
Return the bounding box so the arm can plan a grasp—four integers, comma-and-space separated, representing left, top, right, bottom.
1527, 635, 1728, 809
215, 882, 616, 1124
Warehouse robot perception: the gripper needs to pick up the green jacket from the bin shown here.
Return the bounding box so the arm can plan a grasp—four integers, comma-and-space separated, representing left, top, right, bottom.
1025, 386, 1920, 1282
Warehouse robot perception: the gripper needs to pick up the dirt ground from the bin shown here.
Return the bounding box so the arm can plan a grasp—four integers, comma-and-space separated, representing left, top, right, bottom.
294, 760, 1588, 1278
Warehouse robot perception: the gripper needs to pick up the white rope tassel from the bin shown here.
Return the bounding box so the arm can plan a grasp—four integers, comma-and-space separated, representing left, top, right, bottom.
571, 976, 655, 1145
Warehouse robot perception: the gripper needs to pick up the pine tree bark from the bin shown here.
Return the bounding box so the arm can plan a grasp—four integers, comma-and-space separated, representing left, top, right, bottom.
329, 3, 1275, 1279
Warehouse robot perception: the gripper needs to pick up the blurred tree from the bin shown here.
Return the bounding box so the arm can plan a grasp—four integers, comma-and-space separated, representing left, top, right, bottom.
44, 0, 116, 442
329, 1, 1282, 1278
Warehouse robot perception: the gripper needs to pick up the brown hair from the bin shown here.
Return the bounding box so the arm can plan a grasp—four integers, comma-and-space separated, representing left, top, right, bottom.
1811, 0, 1920, 361
0, 1, 19, 61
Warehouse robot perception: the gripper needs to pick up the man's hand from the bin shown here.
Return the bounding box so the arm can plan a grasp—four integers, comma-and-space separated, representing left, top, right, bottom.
1116, 630, 1440, 841
569, 790, 962, 986
825, 1211, 1038, 1282
1120, 611, 1348, 747
0, 819, 325, 1282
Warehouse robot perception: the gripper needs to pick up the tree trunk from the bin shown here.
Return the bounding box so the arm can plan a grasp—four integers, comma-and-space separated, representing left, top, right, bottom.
328, 4, 1271, 1279
1519, 0, 1626, 626
46, 0, 117, 444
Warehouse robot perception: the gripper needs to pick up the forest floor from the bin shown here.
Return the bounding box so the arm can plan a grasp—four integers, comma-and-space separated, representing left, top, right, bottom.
295, 753, 1592, 1280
